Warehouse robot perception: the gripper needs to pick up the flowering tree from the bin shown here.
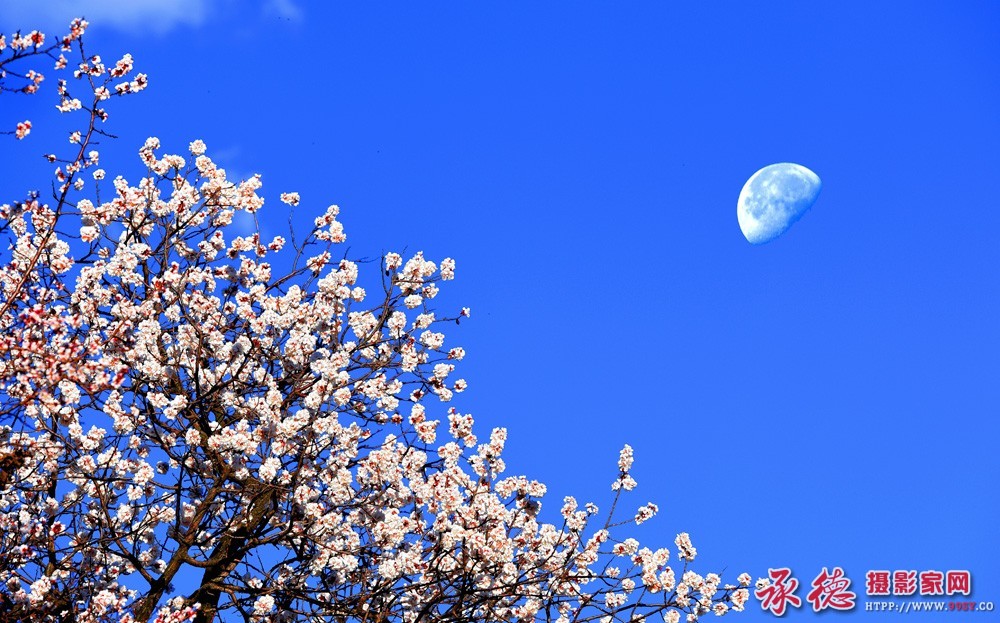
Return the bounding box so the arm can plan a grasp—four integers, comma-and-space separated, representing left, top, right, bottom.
0, 20, 750, 623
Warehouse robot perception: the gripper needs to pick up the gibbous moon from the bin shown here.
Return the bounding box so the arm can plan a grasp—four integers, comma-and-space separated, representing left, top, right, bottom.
737, 163, 822, 244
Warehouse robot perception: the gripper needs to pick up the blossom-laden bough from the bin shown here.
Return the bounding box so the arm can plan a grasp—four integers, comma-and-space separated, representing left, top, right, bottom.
0, 19, 749, 623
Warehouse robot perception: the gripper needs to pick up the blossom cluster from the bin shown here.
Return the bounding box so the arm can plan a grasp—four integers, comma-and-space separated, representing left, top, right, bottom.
1, 18, 146, 199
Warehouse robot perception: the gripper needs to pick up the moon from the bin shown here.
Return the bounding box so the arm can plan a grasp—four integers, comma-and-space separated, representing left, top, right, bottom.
737, 163, 822, 245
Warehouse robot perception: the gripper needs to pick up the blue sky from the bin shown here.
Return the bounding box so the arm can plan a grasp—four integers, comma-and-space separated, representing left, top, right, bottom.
3, 2, 999, 619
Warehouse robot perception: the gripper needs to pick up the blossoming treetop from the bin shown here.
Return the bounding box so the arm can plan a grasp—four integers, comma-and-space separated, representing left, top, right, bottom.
0, 19, 748, 623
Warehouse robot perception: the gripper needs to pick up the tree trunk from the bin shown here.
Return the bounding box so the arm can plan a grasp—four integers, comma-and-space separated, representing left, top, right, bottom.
189, 487, 277, 623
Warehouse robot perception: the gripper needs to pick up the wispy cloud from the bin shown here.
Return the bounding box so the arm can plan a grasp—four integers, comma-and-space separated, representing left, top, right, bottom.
0, 0, 212, 36
264, 0, 303, 22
